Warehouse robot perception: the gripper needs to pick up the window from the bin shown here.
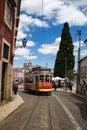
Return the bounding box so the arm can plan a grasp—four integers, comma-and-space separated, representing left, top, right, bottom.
3, 43, 9, 59
24, 76, 34, 83
45, 75, 49, 82
49, 75, 52, 82
35, 76, 38, 82
40, 75, 44, 82
5, 0, 12, 28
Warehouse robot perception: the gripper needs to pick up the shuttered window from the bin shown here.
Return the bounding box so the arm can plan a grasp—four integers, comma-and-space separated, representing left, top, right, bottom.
3, 43, 9, 59
5, 0, 12, 28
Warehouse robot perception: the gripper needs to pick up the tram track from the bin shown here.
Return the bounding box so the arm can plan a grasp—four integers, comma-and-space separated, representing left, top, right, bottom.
21, 95, 54, 130
22, 95, 59, 130
47, 96, 61, 130
47, 97, 53, 130
21, 96, 40, 130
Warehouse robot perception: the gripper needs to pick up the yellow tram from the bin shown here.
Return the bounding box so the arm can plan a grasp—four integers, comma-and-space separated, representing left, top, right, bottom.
24, 71, 53, 94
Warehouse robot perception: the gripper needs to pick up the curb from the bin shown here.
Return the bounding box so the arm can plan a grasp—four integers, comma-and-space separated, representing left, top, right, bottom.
56, 89, 87, 100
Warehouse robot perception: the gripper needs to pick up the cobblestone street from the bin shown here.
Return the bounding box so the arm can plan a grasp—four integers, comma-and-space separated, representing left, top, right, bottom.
0, 89, 87, 130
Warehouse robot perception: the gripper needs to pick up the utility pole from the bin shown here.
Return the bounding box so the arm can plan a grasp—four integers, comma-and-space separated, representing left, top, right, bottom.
77, 30, 81, 61
84, 39, 87, 55
76, 30, 81, 93
65, 58, 67, 80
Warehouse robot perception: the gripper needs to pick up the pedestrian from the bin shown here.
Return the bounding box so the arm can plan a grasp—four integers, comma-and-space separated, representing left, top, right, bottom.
13, 80, 19, 95
68, 81, 73, 92
58, 80, 61, 88
55, 80, 58, 91
52, 81, 55, 88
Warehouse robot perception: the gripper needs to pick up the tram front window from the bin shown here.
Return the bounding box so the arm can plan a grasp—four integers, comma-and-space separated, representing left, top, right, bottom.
45, 75, 49, 82
40, 75, 44, 82
50, 75, 52, 82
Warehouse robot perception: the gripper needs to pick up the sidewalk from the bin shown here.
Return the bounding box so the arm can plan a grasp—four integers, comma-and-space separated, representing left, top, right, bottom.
0, 94, 24, 122
56, 85, 87, 100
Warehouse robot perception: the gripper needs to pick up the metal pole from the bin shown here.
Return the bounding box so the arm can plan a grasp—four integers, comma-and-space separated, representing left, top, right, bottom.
65, 58, 67, 79
84, 39, 87, 56
76, 30, 81, 93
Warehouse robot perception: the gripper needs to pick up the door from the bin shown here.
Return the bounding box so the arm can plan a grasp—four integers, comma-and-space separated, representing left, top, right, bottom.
1, 62, 7, 101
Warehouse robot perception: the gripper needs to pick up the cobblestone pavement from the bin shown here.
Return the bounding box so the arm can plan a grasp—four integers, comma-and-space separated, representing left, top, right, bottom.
0, 91, 60, 130
0, 89, 87, 130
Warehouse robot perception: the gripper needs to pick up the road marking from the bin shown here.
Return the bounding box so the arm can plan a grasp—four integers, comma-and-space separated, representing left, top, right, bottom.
53, 94, 82, 130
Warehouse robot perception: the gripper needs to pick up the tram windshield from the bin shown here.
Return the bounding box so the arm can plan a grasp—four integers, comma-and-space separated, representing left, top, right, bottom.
40, 75, 44, 82
45, 75, 52, 82
39, 74, 52, 82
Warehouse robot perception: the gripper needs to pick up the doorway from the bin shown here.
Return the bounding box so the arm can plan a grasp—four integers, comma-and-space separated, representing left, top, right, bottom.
1, 62, 7, 101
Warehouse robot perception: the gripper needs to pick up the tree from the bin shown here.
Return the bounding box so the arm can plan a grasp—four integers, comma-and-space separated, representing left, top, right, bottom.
54, 22, 75, 79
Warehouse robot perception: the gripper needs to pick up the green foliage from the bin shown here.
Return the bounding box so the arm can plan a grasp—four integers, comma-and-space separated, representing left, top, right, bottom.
65, 70, 75, 81
54, 22, 75, 79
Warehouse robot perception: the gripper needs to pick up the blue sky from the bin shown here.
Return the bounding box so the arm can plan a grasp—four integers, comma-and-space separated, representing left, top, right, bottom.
13, 0, 87, 70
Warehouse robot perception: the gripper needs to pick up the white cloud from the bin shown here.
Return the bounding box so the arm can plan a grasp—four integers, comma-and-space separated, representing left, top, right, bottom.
23, 55, 37, 60
29, 34, 32, 37
17, 13, 49, 40
14, 57, 19, 60
27, 41, 35, 47
17, 30, 27, 40
21, 0, 87, 27
21, 0, 42, 15
60, 0, 87, 7
14, 40, 36, 60
53, 5, 87, 26
14, 48, 30, 56
19, 13, 49, 30
73, 40, 87, 57
38, 37, 61, 55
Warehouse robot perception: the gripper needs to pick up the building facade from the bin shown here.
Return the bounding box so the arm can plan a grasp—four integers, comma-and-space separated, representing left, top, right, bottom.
0, 0, 21, 102
13, 68, 24, 82
77, 56, 87, 95
24, 61, 53, 74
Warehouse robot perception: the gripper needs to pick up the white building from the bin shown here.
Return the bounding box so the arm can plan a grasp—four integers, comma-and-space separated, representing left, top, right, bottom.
77, 56, 87, 95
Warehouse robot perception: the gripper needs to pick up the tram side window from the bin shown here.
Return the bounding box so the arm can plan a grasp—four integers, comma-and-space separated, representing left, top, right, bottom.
29, 76, 34, 83
35, 76, 38, 82
40, 75, 44, 82
24, 77, 28, 83
24, 76, 34, 83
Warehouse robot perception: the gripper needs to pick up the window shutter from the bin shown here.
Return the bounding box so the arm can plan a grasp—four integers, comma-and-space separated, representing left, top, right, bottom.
3, 43, 9, 59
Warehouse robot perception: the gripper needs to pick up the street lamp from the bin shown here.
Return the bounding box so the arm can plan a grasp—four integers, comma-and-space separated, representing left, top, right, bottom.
15, 38, 27, 49
22, 38, 27, 48
76, 30, 82, 93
